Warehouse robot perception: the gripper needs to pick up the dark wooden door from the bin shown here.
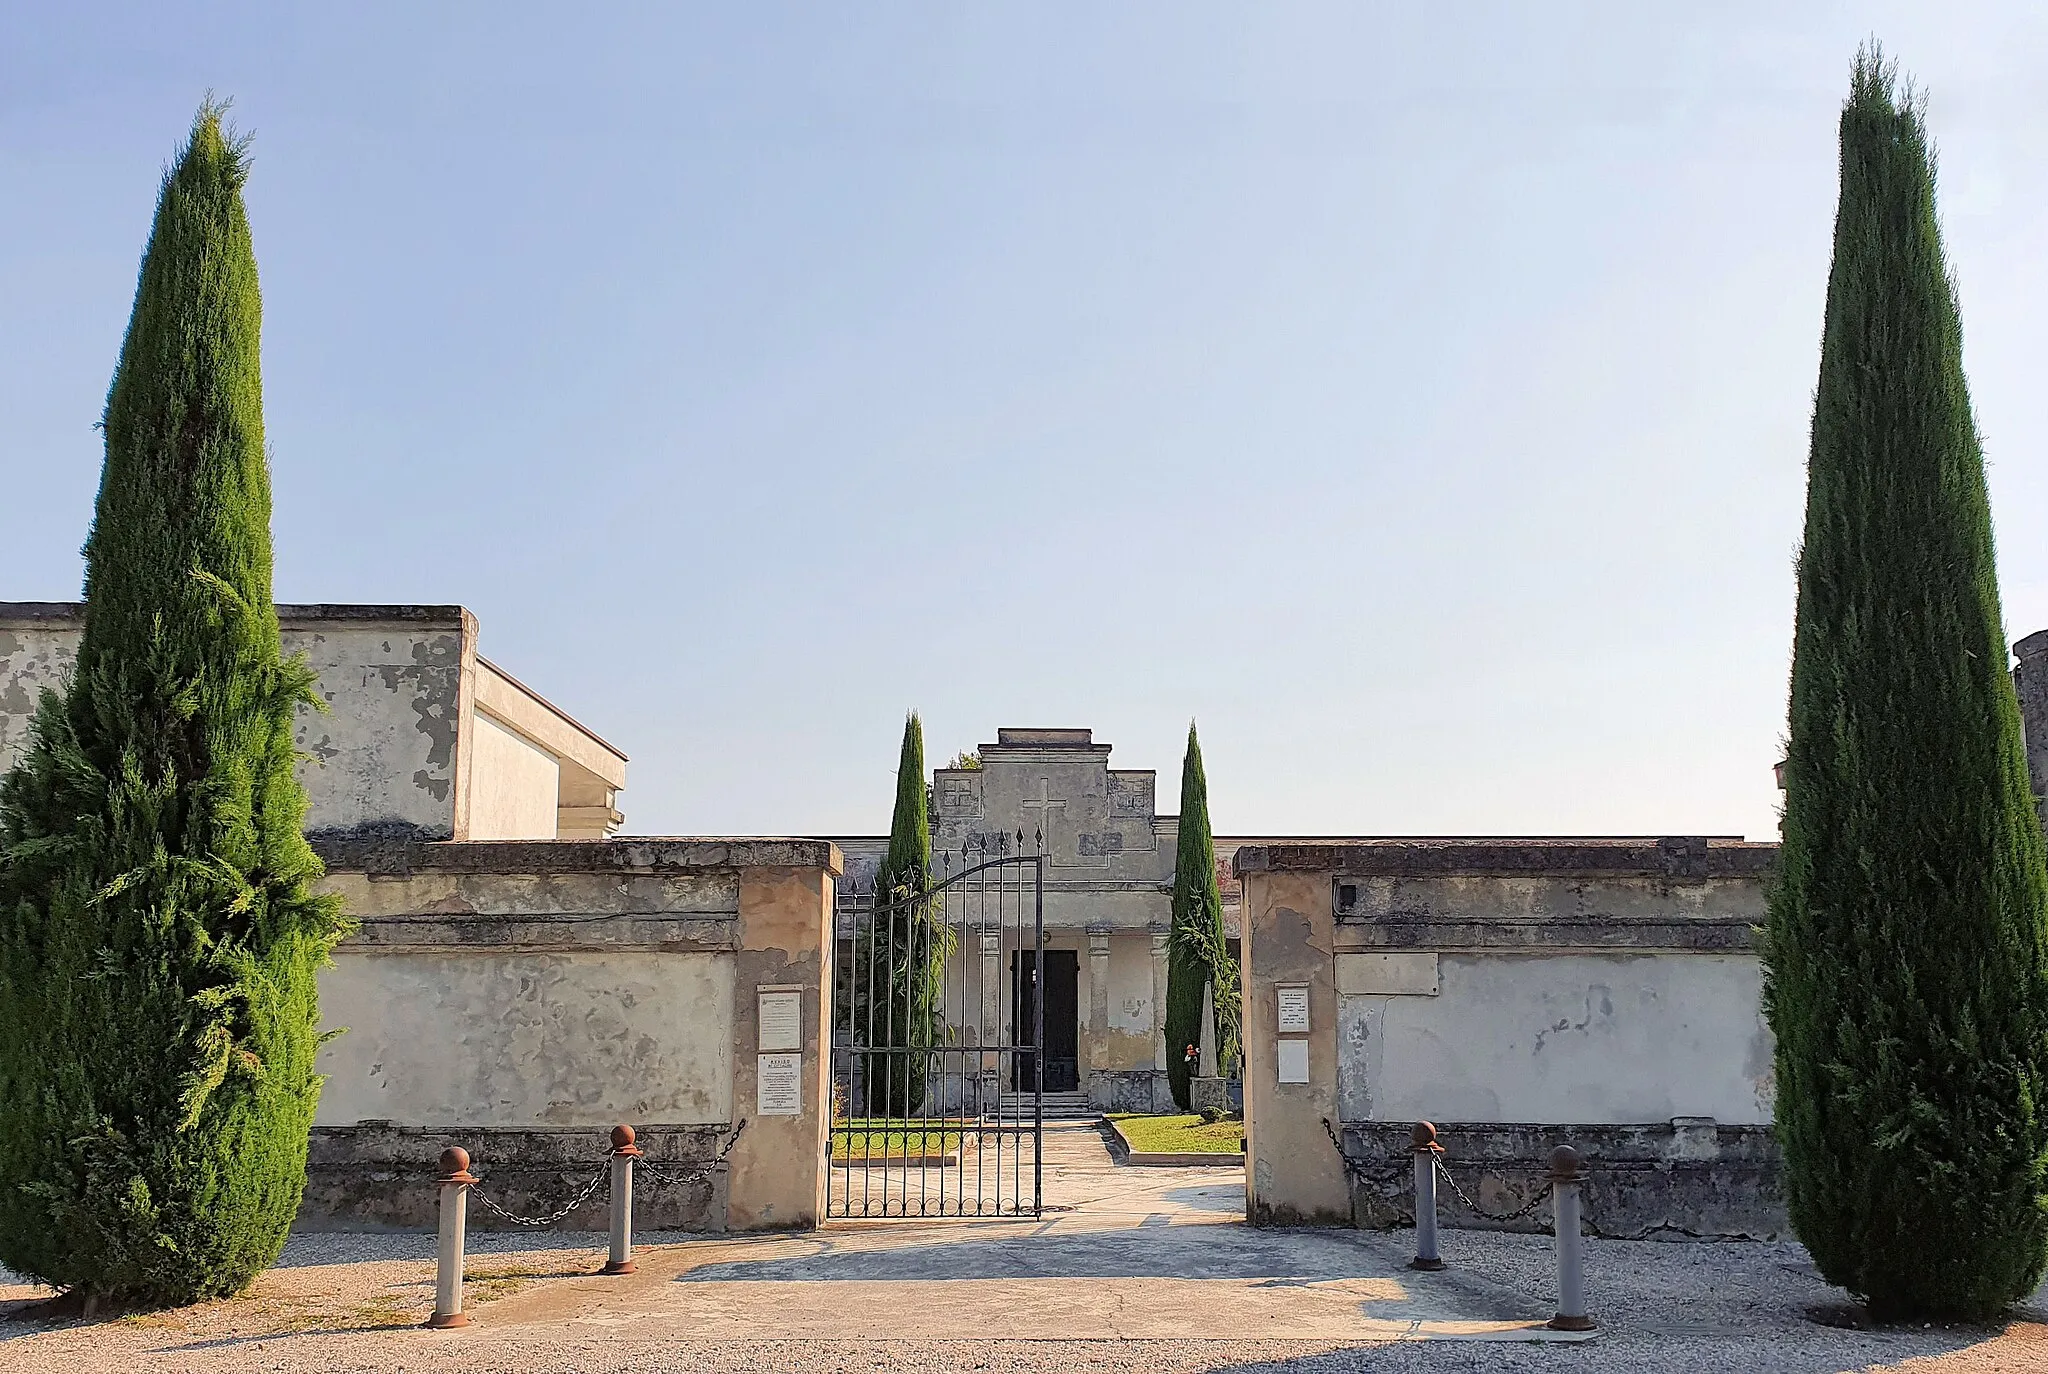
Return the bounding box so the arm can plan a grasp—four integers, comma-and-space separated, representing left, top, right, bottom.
1012, 949, 1081, 1092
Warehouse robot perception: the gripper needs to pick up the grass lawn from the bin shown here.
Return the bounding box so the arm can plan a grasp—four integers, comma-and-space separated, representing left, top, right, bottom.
1106, 1113, 1244, 1155
831, 1121, 967, 1161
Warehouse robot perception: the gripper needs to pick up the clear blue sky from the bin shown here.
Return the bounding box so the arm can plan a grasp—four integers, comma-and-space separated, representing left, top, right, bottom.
4, 4, 2045, 841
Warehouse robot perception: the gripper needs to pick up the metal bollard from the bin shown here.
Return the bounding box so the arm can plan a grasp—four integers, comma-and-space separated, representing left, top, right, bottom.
427, 1145, 478, 1330
1545, 1145, 1596, 1332
604, 1124, 642, 1275
1408, 1121, 1445, 1271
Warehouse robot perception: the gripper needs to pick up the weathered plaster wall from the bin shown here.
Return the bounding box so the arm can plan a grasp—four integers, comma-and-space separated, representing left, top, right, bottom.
319, 949, 732, 1126
0, 604, 474, 837
1237, 839, 1782, 1237
302, 836, 839, 1233
1336, 953, 1773, 1126
293, 610, 472, 838
0, 616, 73, 765
1107, 934, 1156, 1040
1, 604, 626, 843
467, 709, 562, 840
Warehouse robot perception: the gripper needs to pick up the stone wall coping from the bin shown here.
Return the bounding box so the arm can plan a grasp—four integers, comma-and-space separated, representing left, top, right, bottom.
1233, 837, 1776, 880
2017, 630, 2048, 660
1334, 917, 1758, 953
0, 600, 467, 630
313, 834, 843, 877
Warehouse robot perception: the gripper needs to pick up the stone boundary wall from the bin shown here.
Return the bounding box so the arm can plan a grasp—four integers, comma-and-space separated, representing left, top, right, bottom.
302, 835, 839, 1233
1236, 838, 1780, 1236
1091, 1068, 1175, 1113
302, 1124, 732, 1232
1341, 1121, 1783, 1241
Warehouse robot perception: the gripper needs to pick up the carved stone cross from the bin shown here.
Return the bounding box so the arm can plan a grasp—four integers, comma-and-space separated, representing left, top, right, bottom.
1020, 778, 1066, 854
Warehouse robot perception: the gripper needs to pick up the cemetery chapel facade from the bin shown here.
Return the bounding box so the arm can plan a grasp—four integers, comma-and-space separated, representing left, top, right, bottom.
833, 727, 1251, 1113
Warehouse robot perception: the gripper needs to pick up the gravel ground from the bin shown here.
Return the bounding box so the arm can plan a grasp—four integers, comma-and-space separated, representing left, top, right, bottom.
3, 1228, 2045, 1373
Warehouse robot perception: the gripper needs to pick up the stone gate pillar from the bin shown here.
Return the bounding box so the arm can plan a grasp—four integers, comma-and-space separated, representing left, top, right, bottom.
1235, 853, 1349, 1226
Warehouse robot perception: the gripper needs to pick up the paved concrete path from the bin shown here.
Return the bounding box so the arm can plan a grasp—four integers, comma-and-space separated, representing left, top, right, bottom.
493, 1120, 1584, 1344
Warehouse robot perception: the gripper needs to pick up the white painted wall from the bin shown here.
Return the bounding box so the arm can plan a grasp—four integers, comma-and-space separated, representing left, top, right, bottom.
316, 950, 735, 1127
468, 709, 560, 840
1337, 952, 1774, 1127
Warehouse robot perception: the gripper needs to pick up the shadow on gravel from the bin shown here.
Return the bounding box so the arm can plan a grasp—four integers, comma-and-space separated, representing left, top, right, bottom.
148, 1321, 420, 1354
1159, 1183, 1246, 1213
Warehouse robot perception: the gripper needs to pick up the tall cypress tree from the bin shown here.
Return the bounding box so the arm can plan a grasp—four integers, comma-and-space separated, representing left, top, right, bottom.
0, 104, 348, 1309
1766, 48, 2048, 1321
1166, 723, 1233, 1111
860, 713, 943, 1114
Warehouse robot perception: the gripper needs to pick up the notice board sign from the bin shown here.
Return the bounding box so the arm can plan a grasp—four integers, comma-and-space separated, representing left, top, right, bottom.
1277, 1038, 1310, 1084
757, 1052, 803, 1115
758, 989, 803, 1053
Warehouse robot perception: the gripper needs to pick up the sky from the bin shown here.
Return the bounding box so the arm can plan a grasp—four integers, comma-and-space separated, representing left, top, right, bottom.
4, 4, 2046, 842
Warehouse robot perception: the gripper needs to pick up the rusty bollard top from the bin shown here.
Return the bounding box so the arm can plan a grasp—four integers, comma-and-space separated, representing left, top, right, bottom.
611, 1124, 643, 1157
437, 1146, 478, 1185
1547, 1145, 1585, 1183
1411, 1120, 1443, 1155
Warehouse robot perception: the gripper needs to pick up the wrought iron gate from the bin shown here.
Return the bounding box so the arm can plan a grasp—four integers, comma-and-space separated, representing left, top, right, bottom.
828, 844, 1045, 1218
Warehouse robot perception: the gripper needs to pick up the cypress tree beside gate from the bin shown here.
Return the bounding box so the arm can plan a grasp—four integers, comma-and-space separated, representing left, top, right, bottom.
861, 712, 943, 1115
1765, 48, 2048, 1320
0, 104, 350, 1308
1165, 723, 1233, 1111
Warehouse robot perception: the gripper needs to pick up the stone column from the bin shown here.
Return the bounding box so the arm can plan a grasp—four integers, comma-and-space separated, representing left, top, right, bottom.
979, 932, 1004, 1044
979, 931, 1003, 1111
1087, 927, 1111, 1076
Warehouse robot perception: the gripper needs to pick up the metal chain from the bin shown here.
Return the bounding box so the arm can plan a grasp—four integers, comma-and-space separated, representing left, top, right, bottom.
1431, 1154, 1553, 1225
1320, 1117, 1559, 1224
633, 1118, 749, 1191
1321, 1117, 1413, 1191
469, 1165, 610, 1228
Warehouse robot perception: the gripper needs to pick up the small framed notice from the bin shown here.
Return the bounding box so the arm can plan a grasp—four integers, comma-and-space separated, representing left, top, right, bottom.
758, 989, 802, 1053
1277, 1038, 1310, 1084
757, 1052, 803, 1115
1276, 984, 1311, 1033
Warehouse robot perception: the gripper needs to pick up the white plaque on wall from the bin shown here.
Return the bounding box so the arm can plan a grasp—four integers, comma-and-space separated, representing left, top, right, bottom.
1276, 984, 1311, 1033
758, 989, 803, 1053
757, 1052, 803, 1115
1277, 1037, 1310, 1084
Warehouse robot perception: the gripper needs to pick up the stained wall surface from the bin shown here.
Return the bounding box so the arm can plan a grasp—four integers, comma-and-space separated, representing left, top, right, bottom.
1335, 952, 1773, 1126
0, 603, 624, 841
1236, 839, 1779, 1231
303, 836, 840, 1233
1, 603, 472, 837
318, 949, 733, 1126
